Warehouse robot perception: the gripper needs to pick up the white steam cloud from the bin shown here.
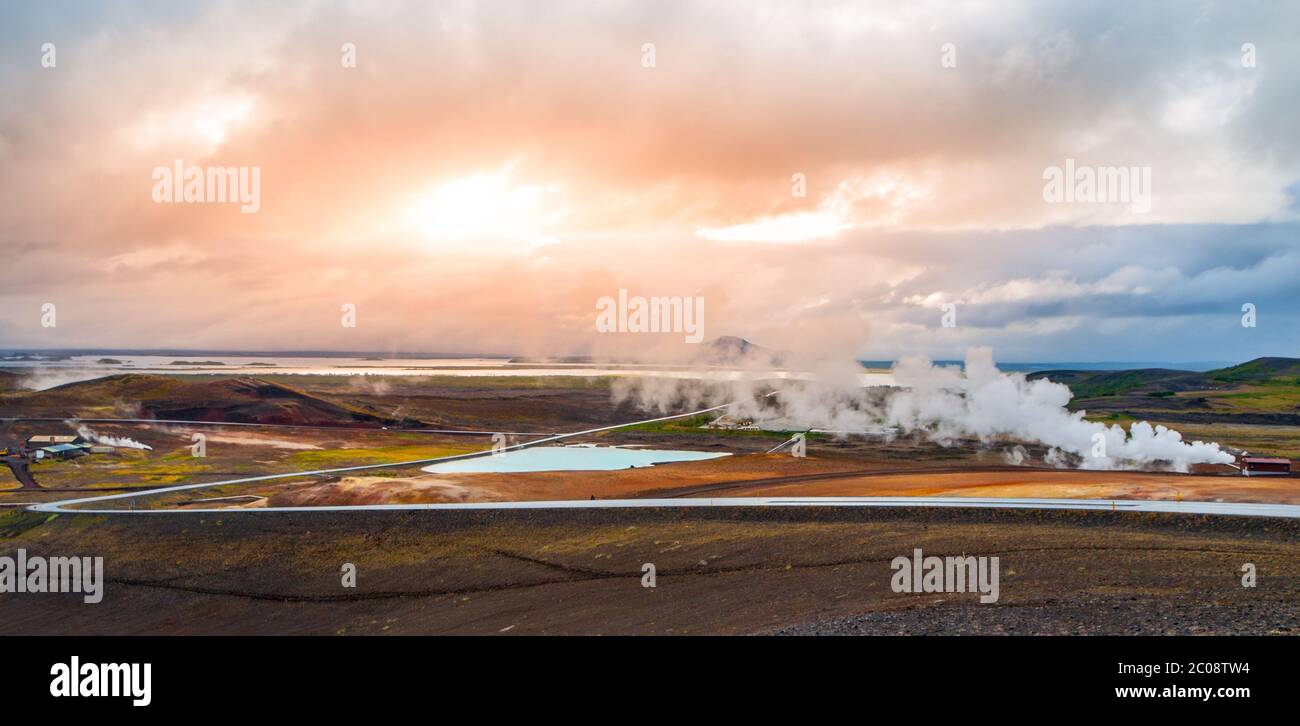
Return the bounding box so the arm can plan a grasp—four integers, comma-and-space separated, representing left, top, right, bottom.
885, 349, 1234, 472
614, 347, 1235, 473
73, 424, 153, 451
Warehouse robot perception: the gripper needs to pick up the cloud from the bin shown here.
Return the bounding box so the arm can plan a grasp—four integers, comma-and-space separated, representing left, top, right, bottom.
0, 1, 1298, 361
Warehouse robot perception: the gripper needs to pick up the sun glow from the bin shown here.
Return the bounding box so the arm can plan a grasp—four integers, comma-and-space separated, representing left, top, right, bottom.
404, 166, 566, 251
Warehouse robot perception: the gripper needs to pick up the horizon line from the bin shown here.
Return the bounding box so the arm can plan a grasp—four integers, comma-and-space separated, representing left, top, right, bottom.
0, 347, 1270, 369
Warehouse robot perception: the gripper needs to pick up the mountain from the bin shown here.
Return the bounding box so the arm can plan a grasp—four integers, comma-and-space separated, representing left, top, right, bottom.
700, 336, 784, 366
708, 335, 757, 360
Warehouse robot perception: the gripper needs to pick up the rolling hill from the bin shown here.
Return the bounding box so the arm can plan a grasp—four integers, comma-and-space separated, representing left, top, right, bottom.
1031, 357, 1300, 397
1205, 357, 1300, 383
1031, 357, 1300, 427
2, 375, 413, 427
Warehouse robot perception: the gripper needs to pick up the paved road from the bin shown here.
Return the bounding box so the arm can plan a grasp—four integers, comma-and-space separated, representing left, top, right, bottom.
2, 456, 38, 489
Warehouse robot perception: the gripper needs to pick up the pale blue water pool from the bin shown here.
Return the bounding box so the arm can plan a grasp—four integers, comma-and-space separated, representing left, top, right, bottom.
421, 445, 730, 474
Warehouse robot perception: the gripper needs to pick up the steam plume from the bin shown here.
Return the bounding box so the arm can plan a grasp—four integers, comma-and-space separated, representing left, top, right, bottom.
613, 347, 1234, 472
886, 349, 1233, 472
73, 424, 153, 451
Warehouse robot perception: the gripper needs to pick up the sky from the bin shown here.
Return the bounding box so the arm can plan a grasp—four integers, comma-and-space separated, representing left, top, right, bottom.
0, 0, 1297, 364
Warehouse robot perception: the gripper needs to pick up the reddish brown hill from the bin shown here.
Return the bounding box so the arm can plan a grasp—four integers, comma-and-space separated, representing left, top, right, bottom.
9, 375, 408, 427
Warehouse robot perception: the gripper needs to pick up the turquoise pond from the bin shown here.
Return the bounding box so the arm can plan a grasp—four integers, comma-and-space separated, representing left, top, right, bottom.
421, 446, 730, 474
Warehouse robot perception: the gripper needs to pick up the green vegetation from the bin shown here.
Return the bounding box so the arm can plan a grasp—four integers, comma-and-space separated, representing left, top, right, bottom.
1070, 371, 1175, 398
1202, 387, 1300, 413
1207, 357, 1300, 383
287, 443, 477, 469
1036, 359, 1300, 413
0, 510, 56, 539
130, 450, 218, 483
622, 412, 719, 434
621, 413, 824, 440
1083, 412, 1136, 424
1055, 359, 1300, 460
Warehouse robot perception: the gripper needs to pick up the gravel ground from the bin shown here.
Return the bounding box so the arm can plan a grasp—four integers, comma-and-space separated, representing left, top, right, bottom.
772, 598, 1300, 635
2, 506, 1297, 635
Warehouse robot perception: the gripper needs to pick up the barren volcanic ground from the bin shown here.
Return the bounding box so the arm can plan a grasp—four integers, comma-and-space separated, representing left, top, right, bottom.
0, 507, 1296, 635
258, 451, 1299, 508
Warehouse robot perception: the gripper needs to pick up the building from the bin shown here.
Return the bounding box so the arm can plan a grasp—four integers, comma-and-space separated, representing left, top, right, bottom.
1240, 456, 1292, 476
26, 434, 82, 447
39, 443, 89, 460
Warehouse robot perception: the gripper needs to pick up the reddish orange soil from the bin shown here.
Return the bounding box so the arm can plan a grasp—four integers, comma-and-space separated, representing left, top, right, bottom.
263, 453, 1299, 507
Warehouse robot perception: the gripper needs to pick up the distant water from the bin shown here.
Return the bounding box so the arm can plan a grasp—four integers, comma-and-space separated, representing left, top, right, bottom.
422, 445, 730, 474
0, 354, 895, 390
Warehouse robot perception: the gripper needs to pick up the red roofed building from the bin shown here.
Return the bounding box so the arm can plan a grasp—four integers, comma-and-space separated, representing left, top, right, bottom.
1240, 456, 1291, 476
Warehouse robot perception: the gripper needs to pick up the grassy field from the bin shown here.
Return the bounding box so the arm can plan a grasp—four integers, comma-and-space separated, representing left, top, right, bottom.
286, 443, 478, 469
1199, 385, 1300, 414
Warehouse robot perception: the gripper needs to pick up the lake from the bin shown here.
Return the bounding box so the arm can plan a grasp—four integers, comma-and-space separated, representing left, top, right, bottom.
421, 445, 730, 473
